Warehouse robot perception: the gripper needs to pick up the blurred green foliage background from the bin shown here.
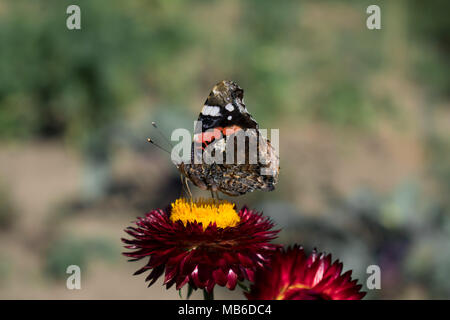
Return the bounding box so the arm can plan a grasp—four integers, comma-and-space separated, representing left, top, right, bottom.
0, 0, 449, 299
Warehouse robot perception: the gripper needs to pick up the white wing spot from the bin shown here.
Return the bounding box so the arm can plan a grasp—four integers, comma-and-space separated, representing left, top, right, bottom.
202, 105, 221, 117
225, 103, 234, 112
209, 106, 221, 117
227, 115, 232, 120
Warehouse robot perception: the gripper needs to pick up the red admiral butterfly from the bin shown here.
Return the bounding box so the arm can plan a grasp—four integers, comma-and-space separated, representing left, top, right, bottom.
177, 80, 279, 197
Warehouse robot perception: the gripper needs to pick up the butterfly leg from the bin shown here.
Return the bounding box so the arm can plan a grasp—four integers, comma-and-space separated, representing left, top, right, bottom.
214, 190, 221, 200
184, 177, 193, 200
181, 174, 193, 200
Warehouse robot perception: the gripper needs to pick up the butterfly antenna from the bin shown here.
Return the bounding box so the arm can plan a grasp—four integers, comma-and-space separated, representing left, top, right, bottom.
147, 138, 171, 154
152, 121, 174, 148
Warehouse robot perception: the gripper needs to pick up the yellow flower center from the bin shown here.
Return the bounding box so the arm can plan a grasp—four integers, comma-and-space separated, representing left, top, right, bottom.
170, 198, 240, 230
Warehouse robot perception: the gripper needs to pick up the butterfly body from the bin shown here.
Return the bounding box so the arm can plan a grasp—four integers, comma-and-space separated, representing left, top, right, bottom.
177, 80, 279, 196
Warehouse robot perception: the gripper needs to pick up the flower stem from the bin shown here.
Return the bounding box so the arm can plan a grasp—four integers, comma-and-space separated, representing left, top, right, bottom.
203, 289, 214, 300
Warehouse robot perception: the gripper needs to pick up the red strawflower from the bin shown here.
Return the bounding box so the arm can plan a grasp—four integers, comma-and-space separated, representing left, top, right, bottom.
122, 198, 279, 293
246, 245, 366, 300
